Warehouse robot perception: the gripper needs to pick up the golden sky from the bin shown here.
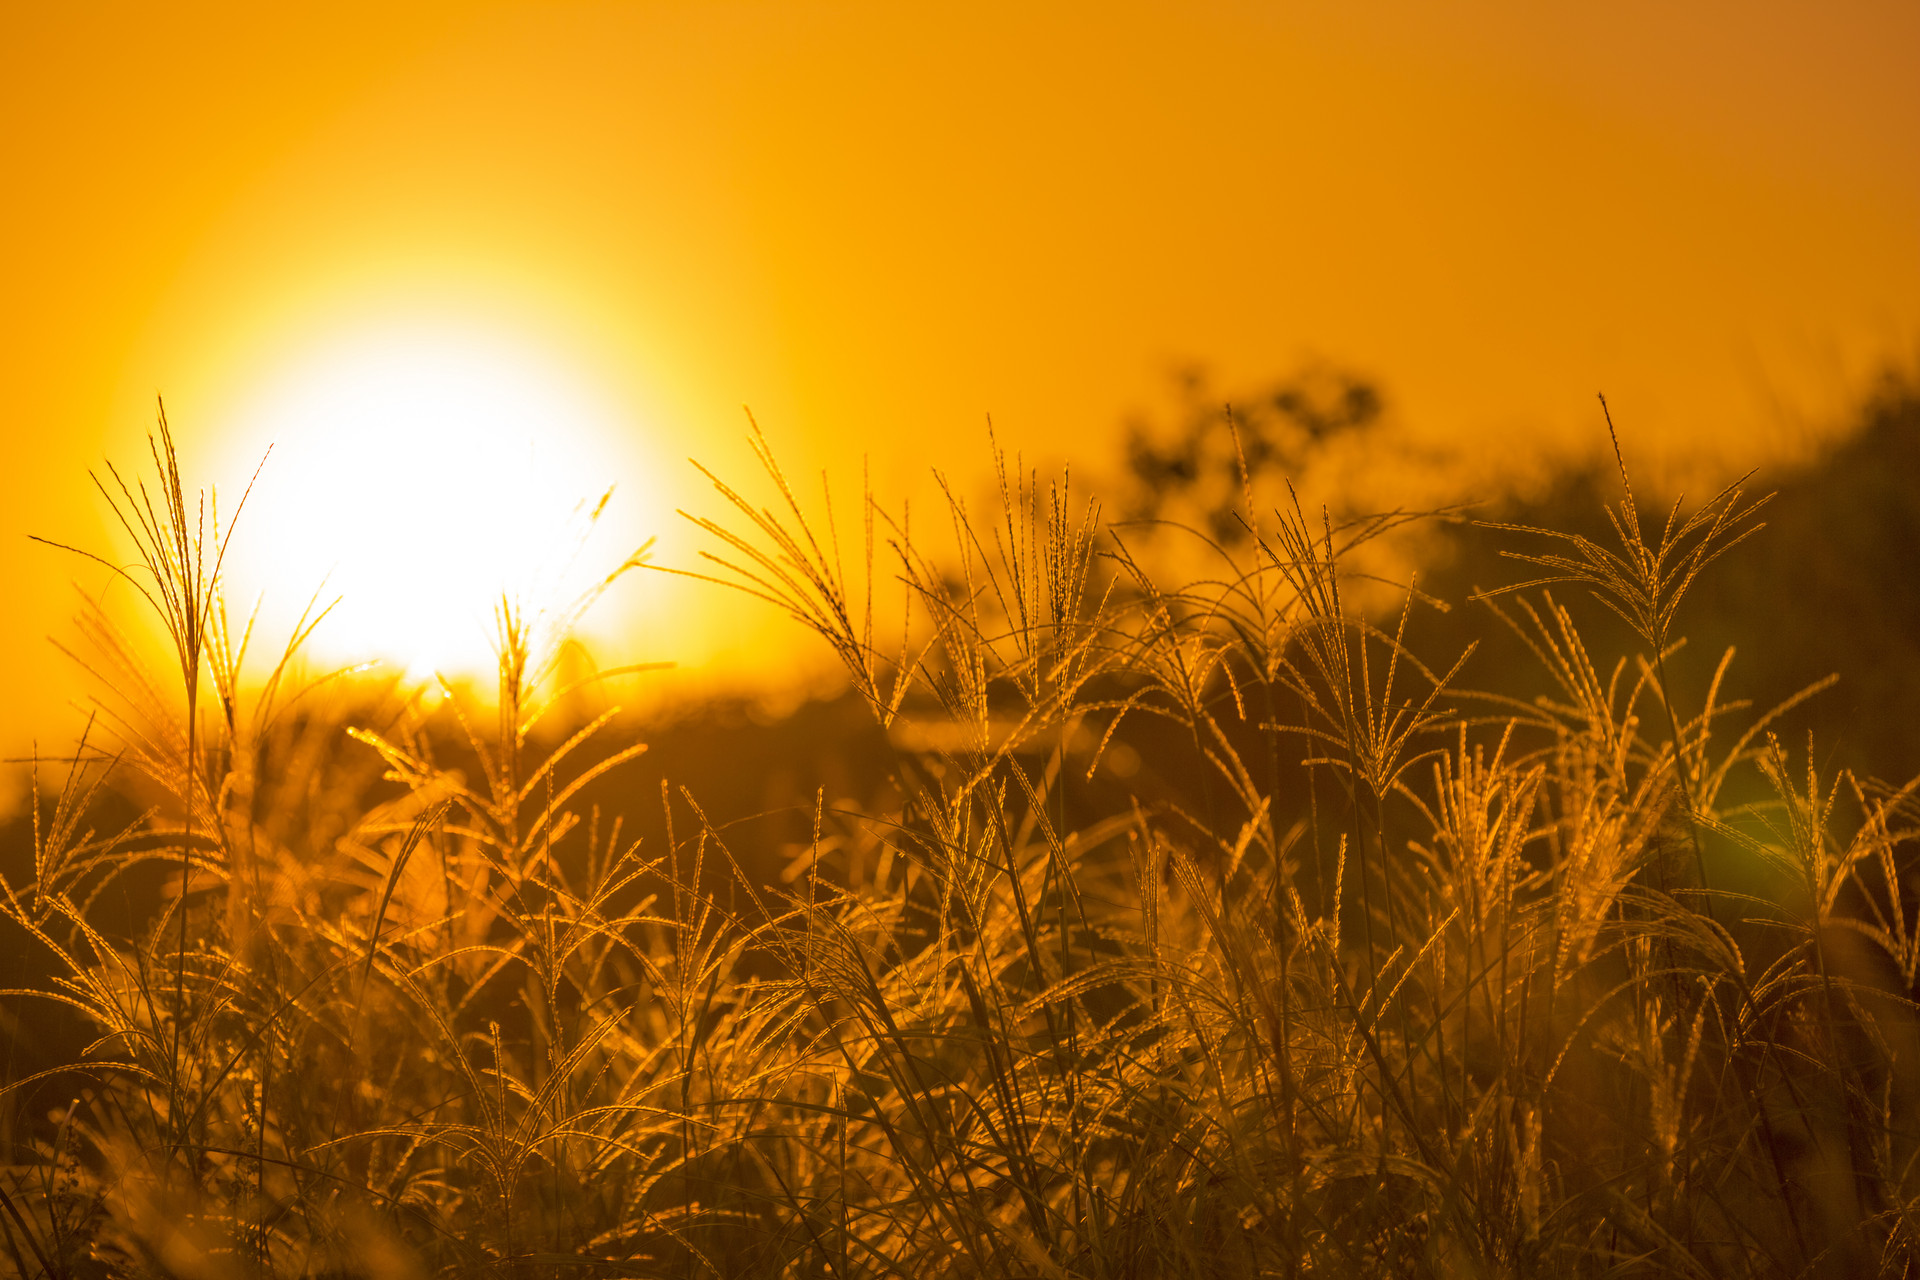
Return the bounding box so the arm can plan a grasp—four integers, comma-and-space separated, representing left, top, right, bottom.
2, 1, 1916, 756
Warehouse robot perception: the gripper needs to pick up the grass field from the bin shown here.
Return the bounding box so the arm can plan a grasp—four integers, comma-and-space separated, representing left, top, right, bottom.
2, 406, 1917, 1278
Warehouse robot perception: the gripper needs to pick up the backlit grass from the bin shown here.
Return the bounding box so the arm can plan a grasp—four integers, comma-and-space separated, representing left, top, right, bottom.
2, 410, 1916, 1278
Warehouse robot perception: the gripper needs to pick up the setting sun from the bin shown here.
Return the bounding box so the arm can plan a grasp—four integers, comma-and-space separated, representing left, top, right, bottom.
210, 317, 655, 680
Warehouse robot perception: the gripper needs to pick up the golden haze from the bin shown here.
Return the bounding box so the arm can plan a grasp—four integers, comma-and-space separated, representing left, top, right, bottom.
1, 0, 1915, 761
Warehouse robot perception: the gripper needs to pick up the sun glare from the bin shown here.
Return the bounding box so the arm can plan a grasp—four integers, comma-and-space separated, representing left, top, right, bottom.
210, 320, 654, 682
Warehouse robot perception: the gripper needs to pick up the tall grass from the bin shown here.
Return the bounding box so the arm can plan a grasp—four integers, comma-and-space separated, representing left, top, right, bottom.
2, 410, 1916, 1278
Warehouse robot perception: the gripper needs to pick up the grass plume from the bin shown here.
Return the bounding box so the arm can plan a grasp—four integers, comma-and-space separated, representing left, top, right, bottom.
1, 408, 1916, 1279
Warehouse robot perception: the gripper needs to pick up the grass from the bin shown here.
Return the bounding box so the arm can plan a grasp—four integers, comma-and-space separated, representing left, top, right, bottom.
1, 406, 1917, 1278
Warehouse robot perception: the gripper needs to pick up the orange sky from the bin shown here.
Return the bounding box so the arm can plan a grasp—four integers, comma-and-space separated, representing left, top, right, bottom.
2, 1, 1916, 759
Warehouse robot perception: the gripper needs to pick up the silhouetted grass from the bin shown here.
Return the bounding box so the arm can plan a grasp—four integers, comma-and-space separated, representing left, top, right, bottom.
2, 403, 1916, 1278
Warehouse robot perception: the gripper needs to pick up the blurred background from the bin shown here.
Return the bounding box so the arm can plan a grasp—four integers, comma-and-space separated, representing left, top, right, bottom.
2, 0, 1916, 795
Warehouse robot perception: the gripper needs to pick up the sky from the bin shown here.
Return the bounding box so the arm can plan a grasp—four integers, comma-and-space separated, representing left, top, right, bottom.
2, 1, 1915, 761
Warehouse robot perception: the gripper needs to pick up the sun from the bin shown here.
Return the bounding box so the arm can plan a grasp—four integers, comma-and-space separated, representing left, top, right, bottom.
209, 318, 656, 682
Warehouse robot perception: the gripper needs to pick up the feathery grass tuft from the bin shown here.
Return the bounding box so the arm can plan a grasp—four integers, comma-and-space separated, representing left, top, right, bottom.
2, 406, 1915, 1278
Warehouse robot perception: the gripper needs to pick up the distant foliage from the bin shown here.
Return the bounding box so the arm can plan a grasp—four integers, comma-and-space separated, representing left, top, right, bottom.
1123, 361, 1384, 546
2, 408, 1918, 1278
